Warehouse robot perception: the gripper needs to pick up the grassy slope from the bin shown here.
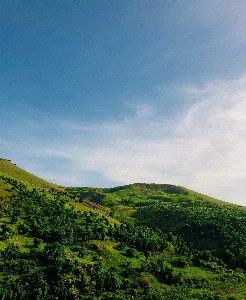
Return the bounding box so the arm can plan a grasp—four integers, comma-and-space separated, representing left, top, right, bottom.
68, 182, 241, 207
0, 158, 117, 224
184, 187, 241, 208
0, 158, 63, 191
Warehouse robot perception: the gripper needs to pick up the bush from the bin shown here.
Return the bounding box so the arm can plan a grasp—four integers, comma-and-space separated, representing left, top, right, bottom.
125, 248, 136, 257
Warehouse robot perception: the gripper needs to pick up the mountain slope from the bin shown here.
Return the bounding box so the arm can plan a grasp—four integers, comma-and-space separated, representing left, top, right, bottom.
0, 158, 63, 191
1, 160, 246, 299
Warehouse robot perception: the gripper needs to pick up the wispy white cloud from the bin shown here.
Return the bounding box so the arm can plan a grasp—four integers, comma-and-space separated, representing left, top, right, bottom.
3, 75, 246, 205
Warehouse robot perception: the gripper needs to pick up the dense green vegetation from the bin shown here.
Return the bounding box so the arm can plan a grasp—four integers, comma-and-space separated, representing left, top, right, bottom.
1, 159, 246, 299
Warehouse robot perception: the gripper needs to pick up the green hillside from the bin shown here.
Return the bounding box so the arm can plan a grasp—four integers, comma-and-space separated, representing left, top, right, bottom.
0, 158, 63, 191
1, 160, 246, 299
68, 184, 246, 265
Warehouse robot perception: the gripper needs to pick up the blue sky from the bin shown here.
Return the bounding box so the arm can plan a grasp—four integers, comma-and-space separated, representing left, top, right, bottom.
1, 0, 246, 204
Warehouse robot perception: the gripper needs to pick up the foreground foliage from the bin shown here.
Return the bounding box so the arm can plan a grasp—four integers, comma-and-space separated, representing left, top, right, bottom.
1, 160, 246, 299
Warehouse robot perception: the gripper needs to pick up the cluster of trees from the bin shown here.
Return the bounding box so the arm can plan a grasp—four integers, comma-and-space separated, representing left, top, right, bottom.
147, 200, 246, 269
